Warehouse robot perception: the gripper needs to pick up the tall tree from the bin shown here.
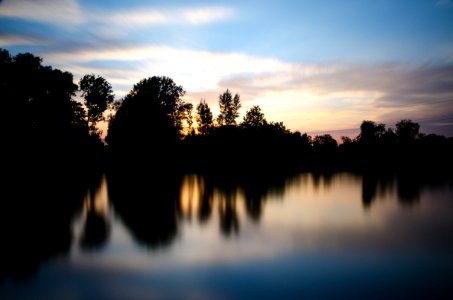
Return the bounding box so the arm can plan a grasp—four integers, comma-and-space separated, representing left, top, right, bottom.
79, 74, 114, 135
106, 76, 187, 152
217, 89, 241, 126
196, 100, 213, 135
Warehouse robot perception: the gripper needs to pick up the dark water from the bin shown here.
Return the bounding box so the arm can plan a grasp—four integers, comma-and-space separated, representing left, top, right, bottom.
1, 172, 452, 299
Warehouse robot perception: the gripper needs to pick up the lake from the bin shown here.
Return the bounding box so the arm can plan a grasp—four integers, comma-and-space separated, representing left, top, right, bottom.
1, 171, 452, 299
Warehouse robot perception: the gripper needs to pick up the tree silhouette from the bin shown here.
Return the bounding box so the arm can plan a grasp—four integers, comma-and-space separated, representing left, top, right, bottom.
381, 127, 397, 145
217, 89, 241, 126
313, 134, 338, 150
241, 105, 267, 128
0, 48, 95, 170
106, 76, 188, 162
267, 121, 290, 134
0, 48, 11, 64
359, 120, 386, 145
341, 136, 354, 144
180, 102, 194, 135
396, 119, 420, 143
196, 99, 213, 135
3, 48, 452, 175
79, 74, 114, 136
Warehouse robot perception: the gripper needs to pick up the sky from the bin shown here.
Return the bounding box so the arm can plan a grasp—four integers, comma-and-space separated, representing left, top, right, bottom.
1, 0, 453, 138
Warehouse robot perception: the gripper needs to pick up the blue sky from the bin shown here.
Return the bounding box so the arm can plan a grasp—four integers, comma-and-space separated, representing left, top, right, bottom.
1, 0, 453, 138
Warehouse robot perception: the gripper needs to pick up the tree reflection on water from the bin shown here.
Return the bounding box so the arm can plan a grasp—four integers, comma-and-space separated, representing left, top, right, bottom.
0, 169, 96, 280
1, 169, 452, 283
80, 175, 110, 251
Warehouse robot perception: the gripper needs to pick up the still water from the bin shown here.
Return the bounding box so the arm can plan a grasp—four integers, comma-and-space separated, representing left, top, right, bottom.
1, 172, 452, 299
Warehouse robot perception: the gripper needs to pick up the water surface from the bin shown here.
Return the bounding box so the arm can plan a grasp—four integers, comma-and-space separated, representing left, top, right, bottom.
1, 172, 452, 299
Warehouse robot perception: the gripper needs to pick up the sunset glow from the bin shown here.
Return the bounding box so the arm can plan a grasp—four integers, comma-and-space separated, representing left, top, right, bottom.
1, 0, 453, 137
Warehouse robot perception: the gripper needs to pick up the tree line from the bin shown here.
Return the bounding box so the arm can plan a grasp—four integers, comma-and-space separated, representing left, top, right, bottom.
2, 49, 452, 174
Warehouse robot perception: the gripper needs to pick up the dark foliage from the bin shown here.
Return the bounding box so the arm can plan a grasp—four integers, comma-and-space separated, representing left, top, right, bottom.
79, 74, 114, 135
196, 99, 213, 135
0, 168, 101, 280
106, 76, 189, 168
0, 48, 106, 172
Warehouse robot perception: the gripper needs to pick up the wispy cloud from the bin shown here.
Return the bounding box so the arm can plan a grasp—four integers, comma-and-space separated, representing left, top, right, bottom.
44, 45, 287, 87
0, 33, 40, 47
90, 6, 233, 29
103, 9, 169, 27
181, 7, 233, 25
0, 0, 83, 26
0, 0, 233, 28
222, 63, 453, 131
